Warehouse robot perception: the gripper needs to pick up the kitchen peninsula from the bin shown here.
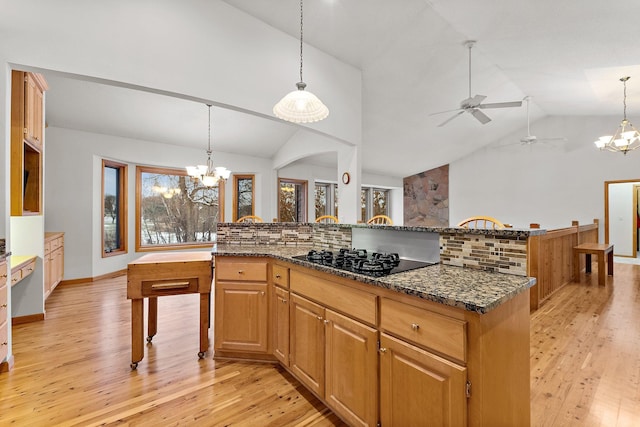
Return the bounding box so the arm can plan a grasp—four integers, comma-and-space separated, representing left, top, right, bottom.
212, 223, 538, 426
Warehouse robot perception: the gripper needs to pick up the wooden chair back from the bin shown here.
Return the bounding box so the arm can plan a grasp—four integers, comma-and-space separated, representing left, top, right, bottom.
457, 216, 505, 230
366, 215, 393, 225
315, 215, 339, 224
236, 215, 263, 223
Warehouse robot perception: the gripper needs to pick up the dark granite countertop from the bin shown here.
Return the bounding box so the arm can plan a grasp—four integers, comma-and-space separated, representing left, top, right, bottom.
211, 244, 535, 314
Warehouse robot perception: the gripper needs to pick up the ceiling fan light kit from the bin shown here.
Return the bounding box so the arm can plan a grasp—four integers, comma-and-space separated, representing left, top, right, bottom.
430, 40, 522, 127
273, 0, 329, 124
594, 76, 640, 155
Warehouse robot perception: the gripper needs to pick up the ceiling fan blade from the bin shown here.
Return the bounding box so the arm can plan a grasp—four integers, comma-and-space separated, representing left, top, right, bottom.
429, 107, 463, 116
437, 110, 465, 127
478, 100, 523, 109
469, 94, 487, 106
470, 108, 491, 124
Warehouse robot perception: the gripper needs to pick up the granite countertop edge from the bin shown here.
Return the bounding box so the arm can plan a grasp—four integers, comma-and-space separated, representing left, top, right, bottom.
211, 244, 535, 314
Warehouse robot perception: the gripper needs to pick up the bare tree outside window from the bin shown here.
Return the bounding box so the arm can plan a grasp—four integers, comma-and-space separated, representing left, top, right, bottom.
315, 183, 328, 218
233, 175, 255, 221
136, 166, 224, 250
279, 178, 307, 222
102, 160, 127, 256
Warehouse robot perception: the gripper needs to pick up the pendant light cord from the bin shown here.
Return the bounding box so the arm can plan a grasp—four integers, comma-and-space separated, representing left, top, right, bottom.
621, 76, 630, 120
207, 104, 212, 155
299, 0, 304, 83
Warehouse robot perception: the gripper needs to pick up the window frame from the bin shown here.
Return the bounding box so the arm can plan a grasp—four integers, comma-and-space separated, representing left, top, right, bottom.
135, 165, 225, 252
101, 159, 128, 257
278, 177, 308, 222
232, 174, 255, 222
314, 181, 338, 219
361, 186, 391, 222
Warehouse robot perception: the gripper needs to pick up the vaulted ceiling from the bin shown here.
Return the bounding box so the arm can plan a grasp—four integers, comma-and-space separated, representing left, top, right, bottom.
43, 0, 640, 177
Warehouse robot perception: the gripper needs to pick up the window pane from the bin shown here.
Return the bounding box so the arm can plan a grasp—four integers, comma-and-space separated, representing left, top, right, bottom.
138, 167, 219, 247
361, 188, 369, 222
315, 184, 328, 218
103, 166, 120, 253
373, 189, 389, 216
279, 179, 307, 222
334, 184, 339, 218
235, 176, 254, 219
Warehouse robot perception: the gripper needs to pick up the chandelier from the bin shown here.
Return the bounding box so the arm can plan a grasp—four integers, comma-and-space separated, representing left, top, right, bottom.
273, 0, 329, 123
594, 76, 640, 155
186, 104, 231, 186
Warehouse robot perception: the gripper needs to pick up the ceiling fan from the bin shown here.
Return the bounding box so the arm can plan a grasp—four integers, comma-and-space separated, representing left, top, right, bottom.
519, 96, 566, 145
430, 40, 522, 127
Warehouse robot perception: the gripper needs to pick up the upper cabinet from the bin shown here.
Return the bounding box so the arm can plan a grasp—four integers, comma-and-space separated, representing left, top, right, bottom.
10, 70, 48, 216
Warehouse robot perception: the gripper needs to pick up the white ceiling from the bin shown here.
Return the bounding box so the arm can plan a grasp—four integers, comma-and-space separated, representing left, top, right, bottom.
42, 0, 640, 177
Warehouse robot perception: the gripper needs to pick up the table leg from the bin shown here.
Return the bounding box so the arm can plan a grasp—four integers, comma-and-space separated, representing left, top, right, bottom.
585, 254, 592, 273
607, 250, 614, 276
198, 293, 209, 359
131, 299, 143, 369
597, 252, 605, 286
147, 297, 158, 342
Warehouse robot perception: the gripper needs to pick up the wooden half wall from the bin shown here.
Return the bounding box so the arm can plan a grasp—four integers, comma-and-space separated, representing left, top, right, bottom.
528, 220, 599, 311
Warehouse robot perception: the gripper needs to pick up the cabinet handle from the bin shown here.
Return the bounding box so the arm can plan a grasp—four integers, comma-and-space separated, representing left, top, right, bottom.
150, 281, 189, 290
411, 323, 420, 330
282, 299, 287, 304
379, 347, 387, 354
323, 319, 330, 325
1, 304, 6, 308
237, 270, 244, 274
275, 274, 281, 279
260, 291, 265, 296
1, 274, 7, 278
316, 316, 323, 321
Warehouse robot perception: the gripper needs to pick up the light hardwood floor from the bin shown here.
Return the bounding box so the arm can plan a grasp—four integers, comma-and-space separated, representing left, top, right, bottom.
0, 263, 638, 426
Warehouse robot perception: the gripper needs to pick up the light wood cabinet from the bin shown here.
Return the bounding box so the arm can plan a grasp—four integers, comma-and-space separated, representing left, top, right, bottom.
45, 233, 64, 298
289, 272, 378, 427
273, 285, 290, 365
10, 70, 47, 216
379, 333, 467, 427
0, 260, 8, 364
214, 258, 269, 355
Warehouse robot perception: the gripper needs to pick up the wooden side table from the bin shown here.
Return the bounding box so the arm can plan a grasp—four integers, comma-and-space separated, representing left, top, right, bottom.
573, 243, 614, 286
127, 252, 212, 370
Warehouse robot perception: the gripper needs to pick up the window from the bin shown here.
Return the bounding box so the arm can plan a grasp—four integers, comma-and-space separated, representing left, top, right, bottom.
278, 178, 307, 222
233, 175, 255, 221
361, 186, 390, 222
135, 165, 224, 251
102, 160, 127, 256
315, 182, 339, 219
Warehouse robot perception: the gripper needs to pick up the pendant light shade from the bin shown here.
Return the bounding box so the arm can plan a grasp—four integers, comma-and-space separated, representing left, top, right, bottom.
273, 0, 329, 123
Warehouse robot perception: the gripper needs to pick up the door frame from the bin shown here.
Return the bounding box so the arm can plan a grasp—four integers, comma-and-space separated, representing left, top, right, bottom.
604, 179, 639, 258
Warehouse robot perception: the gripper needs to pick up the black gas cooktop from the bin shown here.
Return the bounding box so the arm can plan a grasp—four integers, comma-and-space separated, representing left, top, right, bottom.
292, 248, 436, 278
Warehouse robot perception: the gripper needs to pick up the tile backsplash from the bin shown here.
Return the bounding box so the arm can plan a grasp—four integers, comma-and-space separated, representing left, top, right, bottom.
216, 223, 351, 249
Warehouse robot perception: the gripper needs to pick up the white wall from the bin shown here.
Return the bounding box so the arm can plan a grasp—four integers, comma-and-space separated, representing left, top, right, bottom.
608, 182, 637, 256
450, 115, 640, 236
44, 126, 275, 279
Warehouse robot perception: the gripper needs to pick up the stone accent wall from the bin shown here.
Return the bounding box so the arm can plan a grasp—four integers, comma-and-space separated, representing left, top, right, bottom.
216, 223, 352, 249
403, 164, 449, 227
439, 233, 527, 276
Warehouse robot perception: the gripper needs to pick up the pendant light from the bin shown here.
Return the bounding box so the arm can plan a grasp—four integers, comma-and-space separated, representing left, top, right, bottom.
594, 76, 640, 155
273, 0, 329, 123
186, 104, 231, 186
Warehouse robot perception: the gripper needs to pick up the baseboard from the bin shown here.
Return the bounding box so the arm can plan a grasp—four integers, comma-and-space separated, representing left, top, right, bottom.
0, 355, 15, 373
12, 313, 45, 325
59, 269, 127, 286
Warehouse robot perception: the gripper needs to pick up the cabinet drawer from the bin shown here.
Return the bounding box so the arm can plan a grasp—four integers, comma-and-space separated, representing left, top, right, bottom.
0, 321, 7, 362
380, 298, 467, 363
216, 261, 267, 282
51, 237, 63, 250
44, 240, 51, 255
290, 270, 377, 326
0, 263, 7, 287
21, 260, 36, 279
141, 277, 200, 297
11, 270, 21, 286
272, 264, 289, 288
0, 284, 7, 321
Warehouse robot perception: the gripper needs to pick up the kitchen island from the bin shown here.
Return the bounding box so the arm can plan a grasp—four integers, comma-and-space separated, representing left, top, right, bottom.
212, 243, 534, 427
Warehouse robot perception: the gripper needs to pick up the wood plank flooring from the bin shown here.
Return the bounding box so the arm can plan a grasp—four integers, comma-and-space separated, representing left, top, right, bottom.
0, 263, 638, 426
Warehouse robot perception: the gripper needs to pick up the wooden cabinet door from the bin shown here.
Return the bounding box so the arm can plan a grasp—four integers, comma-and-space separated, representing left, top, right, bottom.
290, 293, 325, 397
214, 282, 268, 353
54, 246, 64, 286
325, 309, 378, 427
380, 333, 467, 427
273, 285, 290, 365
44, 249, 52, 295
23, 73, 44, 149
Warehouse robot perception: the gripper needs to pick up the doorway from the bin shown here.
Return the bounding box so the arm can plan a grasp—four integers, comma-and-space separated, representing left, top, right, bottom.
604, 179, 640, 258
